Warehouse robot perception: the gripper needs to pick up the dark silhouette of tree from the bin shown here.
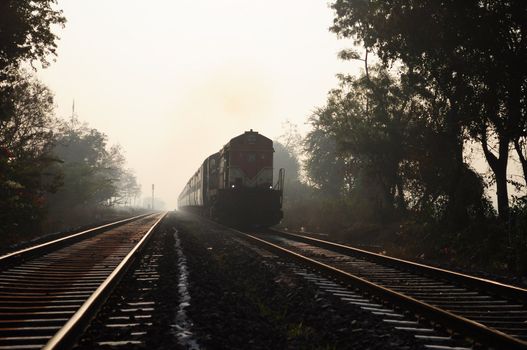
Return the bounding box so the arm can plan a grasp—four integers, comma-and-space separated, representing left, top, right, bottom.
0, 1, 65, 123
0, 0, 65, 71
0, 1, 65, 237
305, 66, 490, 225
514, 136, 527, 186
0, 70, 60, 236
330, 0, 527, 220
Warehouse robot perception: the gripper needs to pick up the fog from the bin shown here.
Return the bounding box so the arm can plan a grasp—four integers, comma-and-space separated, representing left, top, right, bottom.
37, 0, 358, 208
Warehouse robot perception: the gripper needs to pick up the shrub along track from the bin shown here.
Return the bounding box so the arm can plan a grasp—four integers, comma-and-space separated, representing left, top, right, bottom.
173, 212, 425, 349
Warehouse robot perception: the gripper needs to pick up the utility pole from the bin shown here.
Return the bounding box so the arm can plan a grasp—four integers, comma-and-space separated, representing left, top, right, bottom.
151, 184, 155, 210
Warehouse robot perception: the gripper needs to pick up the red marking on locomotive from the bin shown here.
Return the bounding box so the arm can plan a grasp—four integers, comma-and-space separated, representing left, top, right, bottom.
229, 134, 273, 179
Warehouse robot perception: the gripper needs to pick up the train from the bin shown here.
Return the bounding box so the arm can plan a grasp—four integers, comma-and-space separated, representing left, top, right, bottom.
178, 130, 284, 227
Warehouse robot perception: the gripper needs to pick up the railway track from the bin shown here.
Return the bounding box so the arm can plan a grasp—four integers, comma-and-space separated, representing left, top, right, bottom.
73, 222, 168, 349
0, 212, 166, 350
236, 229, 527, 350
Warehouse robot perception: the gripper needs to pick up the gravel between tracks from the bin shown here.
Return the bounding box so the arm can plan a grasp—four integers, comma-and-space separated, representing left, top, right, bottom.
76, 214, 183, 349
173, 212, 426, 350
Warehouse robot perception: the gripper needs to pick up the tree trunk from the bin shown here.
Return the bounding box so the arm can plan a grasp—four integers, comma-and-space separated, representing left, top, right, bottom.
513, 138, 527, 186
495, 163, 509, 220
444, 100, 467, 227
481, 132, 510, 221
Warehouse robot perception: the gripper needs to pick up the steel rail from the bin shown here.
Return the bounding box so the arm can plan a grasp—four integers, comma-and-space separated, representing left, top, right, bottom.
234, 230, 527, 350
0, 213, 152, 269
272, 230, 527, 302
43, 212, 167, 350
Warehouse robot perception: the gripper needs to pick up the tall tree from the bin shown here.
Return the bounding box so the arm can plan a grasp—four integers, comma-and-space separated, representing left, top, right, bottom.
306, 66, 489, 224
0, 1, 65, 236
0, 70, 60, 236
514, 136, 527, 187
307, 68, 411, 219
330, 0, 527, 220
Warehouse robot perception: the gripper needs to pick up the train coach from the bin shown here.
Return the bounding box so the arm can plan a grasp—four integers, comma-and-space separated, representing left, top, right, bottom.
178, 130, 284, 227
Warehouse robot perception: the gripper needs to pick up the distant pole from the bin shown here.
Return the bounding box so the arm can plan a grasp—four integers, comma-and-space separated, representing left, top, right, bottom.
151, 184, 155, 210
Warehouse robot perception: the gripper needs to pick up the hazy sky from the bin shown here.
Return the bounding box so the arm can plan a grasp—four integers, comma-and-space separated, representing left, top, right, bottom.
37, 0, 359, 208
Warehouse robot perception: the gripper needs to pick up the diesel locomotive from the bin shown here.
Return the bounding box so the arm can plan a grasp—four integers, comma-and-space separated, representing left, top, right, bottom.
178, 130, 284, 227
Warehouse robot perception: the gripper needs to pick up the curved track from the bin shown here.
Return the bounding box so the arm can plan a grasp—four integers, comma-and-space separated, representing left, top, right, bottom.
0, 213, 166, 350
236, 229, 527, 350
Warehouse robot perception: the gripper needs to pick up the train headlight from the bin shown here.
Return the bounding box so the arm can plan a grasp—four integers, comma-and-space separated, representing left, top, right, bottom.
231, 185, 235, 188
269, 185, 273, 189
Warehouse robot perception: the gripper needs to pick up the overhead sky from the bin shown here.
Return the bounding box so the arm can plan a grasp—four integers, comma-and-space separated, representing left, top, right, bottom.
37, 0, 359, 208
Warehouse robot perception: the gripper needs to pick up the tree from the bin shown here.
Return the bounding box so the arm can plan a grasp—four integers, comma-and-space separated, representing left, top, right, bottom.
311, 68, 412, 214
47, 117, 140, 213
0, 0, 65, 71
116, 169, 142, 206
305, 66, 489, 225
0, 1, 65, 237
0, 70, 56, 159
514, 136, 527, 187
330, 0, 527, 220
275, 121, 303, 187
277, 121, 303, 159
274, 141, 300, 188
304, 122, 348, 198
0, 1, 65, 124
0, 70, 60, 236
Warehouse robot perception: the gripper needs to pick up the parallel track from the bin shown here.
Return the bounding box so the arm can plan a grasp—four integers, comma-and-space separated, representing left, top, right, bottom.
0, 213, 166, 350
73, 226, 167, 349
236, 229, 527, 350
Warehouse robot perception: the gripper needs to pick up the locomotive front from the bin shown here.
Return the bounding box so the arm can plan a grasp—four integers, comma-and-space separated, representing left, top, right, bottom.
178, 130, 283, 227
212, 130, 283, 227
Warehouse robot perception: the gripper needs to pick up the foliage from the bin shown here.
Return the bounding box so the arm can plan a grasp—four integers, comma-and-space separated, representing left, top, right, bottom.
277, 120, 303, 159
273, 138, 312, 227
46, 117, 141, 219
283, 1, 526, 277
0, 0, 65, 238
301, 63, 494, 231
509, 196, 527, 273
0, 70, 57, 159
304, 125, 347, 198
274, 141, 300, 188
0, 0, 65, 71
305, 68, 406, 221
0, 0, 66, 124
118, 170, 142, 206
0, 2, 143, 242
330, 0, 527, 220
0, 70, 60, 237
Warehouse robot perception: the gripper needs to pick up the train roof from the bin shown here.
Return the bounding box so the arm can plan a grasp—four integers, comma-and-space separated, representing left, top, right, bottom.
223, 130, 273, 151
